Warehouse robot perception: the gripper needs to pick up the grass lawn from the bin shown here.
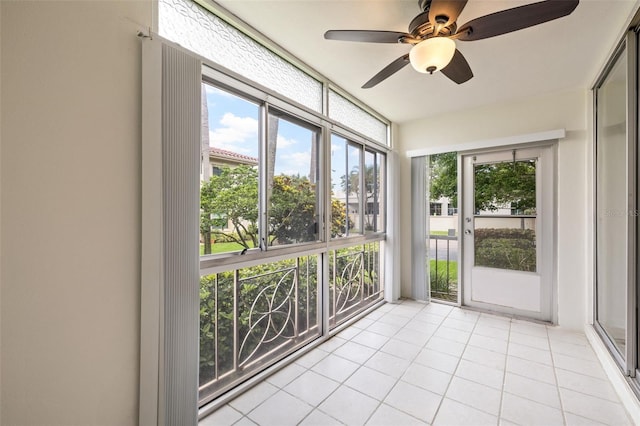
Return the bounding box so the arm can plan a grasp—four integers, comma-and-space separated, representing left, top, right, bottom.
200, 241, 253, 255
430, 259, 458, 281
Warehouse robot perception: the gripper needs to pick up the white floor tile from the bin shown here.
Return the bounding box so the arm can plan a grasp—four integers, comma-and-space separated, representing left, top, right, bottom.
367, 321, 403, 337
549, 339, 597, 361
454, 359, 504, 390
433, 398, 498, 426
555, 368, 619, 402
311, 353, 360, 382
378, 313, 411, 327
365, 351, 411, 378
401, 363, 452, 395
559, 387, 632, 425
380, 338, 422, 360
384, 381, 443, 423
202, 304, 633, 426
266, 362, 306, 388
553, 353, 606, 379
233, 417, 258, 426
442, 317, 477, 332
284, 370, 340, 406
506, 355, 556, 385
564, 412, 608, 426
503, 372, 561, 408
294, 348, 328, 369
509, 330, 549, 350
318, 385, 379, 426
199, 405, 242, 426
247, 390, 313, 426
345, 366, 398, 400
501, 392, 564, 426
333, 340, 377, 364
445, 376, 502, 416
229, 381, 279, 414
508, 342, 552, 365
351, 329, 390, 349
468, 333, 508, 354
434, 326, 472, 344
426, 336, 466, 358
299, 409, 343, 426
394, 327, 433, 346
318, 336, 348, 353
367, 403, 428, 425
474, 323, 510, 341
510, 321, 548, 338
414, 312, 447, 326
462, 345, 507, 370
413, 348, 460, 374
446, 309, 481, 323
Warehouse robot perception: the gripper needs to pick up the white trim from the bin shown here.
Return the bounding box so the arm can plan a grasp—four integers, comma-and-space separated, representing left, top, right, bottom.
405, 129, 566, 158
585, 325, 640, 424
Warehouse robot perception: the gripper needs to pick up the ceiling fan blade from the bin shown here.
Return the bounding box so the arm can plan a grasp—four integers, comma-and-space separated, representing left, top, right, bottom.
429, 0, 469, 28
324, 30, 410, 43
441, 49, 473, 84
456, 0, 579, 41
362, 54, 410, 88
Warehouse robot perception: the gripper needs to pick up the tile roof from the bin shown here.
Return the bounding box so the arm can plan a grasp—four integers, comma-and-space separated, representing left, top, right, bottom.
209, 147, 258, 165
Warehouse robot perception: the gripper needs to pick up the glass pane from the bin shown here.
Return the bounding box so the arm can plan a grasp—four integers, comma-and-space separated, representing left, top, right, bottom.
596, 47, 627, 356
428, 152, 458, 302
347, 144, 363, 234
364, 150, 380, 232
199, 255, 319, 403
329, 242, 382, 328
330, 135, 349, 238
200, 84, 259, 255
328, 90, 387, 145
473, 160, 537, 272
159, 0, 322, 112
268, 113, 320, 246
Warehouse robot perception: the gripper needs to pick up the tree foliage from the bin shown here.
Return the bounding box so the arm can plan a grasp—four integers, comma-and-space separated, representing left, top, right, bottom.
200, 165, 348, 251
429, 153, 536, 213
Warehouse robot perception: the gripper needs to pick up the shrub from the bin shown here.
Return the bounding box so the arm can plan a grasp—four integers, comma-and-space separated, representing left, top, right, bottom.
474, 228, 536, 272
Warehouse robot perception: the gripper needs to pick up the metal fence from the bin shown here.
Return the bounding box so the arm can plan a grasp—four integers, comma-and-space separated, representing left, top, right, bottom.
429, 234, 458, 302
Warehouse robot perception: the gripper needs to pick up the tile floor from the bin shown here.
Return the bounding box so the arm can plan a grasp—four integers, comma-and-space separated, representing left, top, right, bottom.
200, 300, 632, 426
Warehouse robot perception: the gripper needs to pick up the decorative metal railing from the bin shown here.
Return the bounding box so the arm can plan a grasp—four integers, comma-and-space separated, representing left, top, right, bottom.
199, 255, 319, 404
429, 234, 458, 302
329, 241, 382, 327
198, 241, 383, 404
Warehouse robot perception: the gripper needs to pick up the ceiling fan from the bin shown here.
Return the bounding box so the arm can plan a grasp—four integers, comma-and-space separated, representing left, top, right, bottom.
324, 0, 579, 88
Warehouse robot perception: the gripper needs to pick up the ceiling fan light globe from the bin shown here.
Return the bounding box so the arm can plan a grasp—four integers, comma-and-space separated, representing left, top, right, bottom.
409, 37, 456, 74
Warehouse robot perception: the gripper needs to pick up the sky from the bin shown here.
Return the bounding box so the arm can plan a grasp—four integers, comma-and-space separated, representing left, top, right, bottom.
204, 83, 360, 196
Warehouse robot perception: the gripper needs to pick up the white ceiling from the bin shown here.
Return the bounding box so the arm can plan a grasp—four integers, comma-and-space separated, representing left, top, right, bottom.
216, 0, 637, 123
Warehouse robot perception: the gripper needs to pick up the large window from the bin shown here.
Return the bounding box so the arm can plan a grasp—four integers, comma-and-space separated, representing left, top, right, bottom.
150, 0, 391, 417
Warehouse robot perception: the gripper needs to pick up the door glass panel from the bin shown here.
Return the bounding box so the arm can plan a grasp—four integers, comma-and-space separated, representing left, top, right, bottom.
596, 46, 627, 357
473, 159, 537, 272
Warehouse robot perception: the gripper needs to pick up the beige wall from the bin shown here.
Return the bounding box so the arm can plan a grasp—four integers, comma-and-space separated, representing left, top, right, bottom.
1, 1, 152, 424
398, 89, 589, 329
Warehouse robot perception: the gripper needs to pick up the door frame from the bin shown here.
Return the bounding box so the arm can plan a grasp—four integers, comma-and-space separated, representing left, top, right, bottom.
459, 142, 558, 323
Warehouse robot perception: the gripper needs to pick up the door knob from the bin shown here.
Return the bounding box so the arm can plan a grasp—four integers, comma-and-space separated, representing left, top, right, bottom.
464, 229, 472, 235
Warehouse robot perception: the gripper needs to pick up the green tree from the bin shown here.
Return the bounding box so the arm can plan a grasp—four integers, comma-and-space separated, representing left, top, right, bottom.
429, 152, 458, 207
200, 165, 348, 251
341, 164, 379, 230
200, 165, 259, 254
429, 153, 536, 213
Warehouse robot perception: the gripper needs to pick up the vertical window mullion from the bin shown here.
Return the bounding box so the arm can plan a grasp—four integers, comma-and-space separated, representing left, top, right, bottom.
259, 103, 269, 250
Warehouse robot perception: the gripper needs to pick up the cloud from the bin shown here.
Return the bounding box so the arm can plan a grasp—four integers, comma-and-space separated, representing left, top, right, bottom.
276, 151, 312, 176
209, 113, 258, 154
277, 135, 297, 148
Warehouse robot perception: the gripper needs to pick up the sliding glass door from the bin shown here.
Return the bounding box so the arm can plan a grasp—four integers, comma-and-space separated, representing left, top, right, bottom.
594, 31, 637, 375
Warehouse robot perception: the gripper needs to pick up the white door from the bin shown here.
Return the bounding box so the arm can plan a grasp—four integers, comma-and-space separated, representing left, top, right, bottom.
462, 146, 555, 322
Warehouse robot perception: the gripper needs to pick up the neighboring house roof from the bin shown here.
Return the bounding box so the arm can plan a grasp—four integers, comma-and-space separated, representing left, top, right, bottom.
208, 147, 258, 166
